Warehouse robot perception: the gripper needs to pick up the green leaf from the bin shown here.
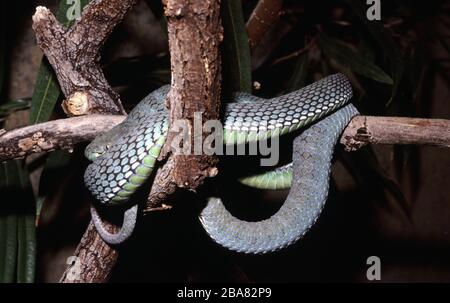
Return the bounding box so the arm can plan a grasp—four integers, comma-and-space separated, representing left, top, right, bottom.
1, 215, 17, 282
286, 52, 309, 92
56, 0, 92, 26
17, 214, 36, 283
0, 160, 36, 283
0, 1, 6, 98
0, 215, 6, 279
29, 0, 91, 124
221, 0, 252, 93
29, 62, 61, 124
318, 33, 393, 85
347, 0, 404, 104
14, 161, 36, 283
0, 99, 31, 117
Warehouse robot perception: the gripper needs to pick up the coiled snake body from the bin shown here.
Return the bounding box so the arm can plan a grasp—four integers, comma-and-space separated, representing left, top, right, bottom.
84, 74, 358, 253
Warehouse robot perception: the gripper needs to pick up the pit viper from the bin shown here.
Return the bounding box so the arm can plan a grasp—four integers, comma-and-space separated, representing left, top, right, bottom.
84, 73, 358, 253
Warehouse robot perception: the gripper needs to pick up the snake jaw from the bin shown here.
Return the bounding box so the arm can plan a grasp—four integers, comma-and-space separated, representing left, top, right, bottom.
85, 151, 101, 162
85, 138, 111, 161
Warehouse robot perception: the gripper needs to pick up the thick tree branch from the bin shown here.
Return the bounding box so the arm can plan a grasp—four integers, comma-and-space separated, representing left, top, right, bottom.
340, 116, 450, 151
32, 0, 137, 116
0, 115, 124, 162
162, 0, 223, 190
59, 221, 118, 283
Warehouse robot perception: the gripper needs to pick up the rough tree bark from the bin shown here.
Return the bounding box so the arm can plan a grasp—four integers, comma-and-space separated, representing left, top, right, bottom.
0, 115, 125, 162
162, 0, 223, 189
340, 116, 450, 150
32, 0, 138, 115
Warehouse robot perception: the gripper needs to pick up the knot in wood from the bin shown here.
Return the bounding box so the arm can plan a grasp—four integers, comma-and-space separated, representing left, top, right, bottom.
63, 91, 90, 116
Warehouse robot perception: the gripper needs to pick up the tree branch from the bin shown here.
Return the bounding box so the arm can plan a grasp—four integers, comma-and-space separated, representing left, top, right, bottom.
1, 115, 449, 164
340, 116, 450, 151
32, 0, 138, 116
161, 0, 222, 189
0, 115, 124, 162
246, 0, 284, 52
59, 220, 119, 283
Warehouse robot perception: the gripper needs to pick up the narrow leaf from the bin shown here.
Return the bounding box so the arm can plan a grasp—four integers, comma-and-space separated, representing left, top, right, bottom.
0, 161, 36, 283
318, 33, 393, 85
29, 63, 61, 124
287, 52, 309, 92
14, 161, 36, 283
2, 215, 17, 282
0, 0, 6, 97
221, 0, 252, 93
0, 99, 31, 117
347, 0, 404, 104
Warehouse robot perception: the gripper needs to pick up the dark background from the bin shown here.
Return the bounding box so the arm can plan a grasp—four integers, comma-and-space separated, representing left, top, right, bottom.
1, 0, 449, 282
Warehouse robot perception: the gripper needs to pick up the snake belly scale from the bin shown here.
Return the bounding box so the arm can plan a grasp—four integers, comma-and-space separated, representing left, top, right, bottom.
84, 73, 357, 253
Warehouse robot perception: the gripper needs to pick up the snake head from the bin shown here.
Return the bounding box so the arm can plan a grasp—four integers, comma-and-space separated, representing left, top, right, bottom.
85, 142, 107, 161
85, 119, 133, 161
85, 134, 114, 161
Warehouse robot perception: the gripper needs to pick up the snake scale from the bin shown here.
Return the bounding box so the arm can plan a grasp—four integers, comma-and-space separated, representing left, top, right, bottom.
84, 73, 358, 253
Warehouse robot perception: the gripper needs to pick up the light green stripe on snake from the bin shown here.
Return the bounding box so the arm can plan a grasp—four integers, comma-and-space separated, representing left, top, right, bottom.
109, 136, 166, 203
239, 163, 293, 190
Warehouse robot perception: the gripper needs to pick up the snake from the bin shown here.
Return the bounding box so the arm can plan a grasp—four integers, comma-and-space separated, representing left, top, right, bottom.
84, 73, 358, 253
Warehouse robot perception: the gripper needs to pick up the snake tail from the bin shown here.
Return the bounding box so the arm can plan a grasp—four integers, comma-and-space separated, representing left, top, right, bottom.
91, 204, 138, 245
199, 104, 359, 254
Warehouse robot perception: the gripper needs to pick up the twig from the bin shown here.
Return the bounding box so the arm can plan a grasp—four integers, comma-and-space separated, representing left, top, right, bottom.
0, 115, 124, 162
32, 0, 138, 115
246, 0, 284, 52
340, 116, 450, 151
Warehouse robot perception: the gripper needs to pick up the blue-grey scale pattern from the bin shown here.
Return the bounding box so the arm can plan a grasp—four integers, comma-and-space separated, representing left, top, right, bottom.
199, 104, 359, 254
84, 87, 170, 204
223, 74, 352, 134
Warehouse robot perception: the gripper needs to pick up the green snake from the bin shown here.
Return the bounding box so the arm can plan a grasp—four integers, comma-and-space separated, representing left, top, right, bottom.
84, 73, 358, 253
